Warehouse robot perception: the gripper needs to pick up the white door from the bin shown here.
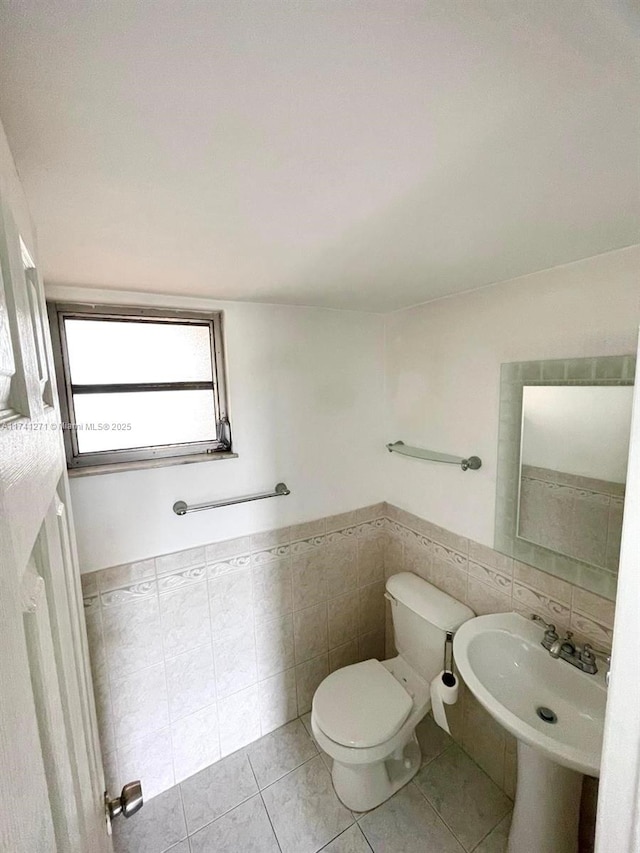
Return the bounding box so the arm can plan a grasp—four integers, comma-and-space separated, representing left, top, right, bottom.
595, 329, 640, 853
0, 180, 115, 851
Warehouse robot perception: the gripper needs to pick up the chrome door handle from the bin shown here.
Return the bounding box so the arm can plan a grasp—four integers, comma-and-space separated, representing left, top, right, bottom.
106, 781, 143, 821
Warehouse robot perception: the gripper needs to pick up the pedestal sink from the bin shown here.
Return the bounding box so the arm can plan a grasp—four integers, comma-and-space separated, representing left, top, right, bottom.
453, 613, 607, 853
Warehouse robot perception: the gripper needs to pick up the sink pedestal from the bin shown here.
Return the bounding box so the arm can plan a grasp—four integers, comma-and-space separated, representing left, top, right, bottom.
508, 741, 582, 853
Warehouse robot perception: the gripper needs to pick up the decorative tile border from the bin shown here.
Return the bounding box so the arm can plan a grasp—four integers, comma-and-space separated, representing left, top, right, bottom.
383, 504, 615, 651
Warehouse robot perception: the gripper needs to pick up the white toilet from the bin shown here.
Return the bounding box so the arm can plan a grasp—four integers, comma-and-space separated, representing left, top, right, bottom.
311, 571, 474, 812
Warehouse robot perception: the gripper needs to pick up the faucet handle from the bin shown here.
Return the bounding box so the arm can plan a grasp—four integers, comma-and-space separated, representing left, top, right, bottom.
531, 614, 558, 638
531, 614, 558, 648
581, 643, 610, 663
580, 643, 597, 665
531, 614, 555, 632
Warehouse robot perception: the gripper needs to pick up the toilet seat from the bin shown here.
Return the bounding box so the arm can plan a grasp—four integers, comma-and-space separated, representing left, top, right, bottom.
313, 659, 413, 748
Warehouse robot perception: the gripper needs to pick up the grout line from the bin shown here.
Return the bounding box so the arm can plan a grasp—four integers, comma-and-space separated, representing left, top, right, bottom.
469, 809, 513, 853
259, 750, 323, 795
409, 776, 472, 850
176, 781, 189, 850
259, 789, 283, 853
244, 737, 285, 852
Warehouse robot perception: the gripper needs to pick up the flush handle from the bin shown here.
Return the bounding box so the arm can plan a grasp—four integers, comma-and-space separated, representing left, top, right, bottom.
106, 781, 143, 821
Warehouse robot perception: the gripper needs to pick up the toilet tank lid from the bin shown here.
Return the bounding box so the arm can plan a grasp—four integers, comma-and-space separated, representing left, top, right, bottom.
386, 572, 475, 630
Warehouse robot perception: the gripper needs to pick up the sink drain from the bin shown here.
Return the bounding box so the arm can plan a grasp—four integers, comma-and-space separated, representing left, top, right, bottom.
536, 706, 558, 724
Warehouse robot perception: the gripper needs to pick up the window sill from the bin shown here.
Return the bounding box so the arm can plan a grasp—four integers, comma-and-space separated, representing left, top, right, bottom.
67, 451, 239, 478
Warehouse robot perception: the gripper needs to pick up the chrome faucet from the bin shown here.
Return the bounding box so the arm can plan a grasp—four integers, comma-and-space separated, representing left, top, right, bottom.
530, 615, 610, 679
549, 630, 575, 660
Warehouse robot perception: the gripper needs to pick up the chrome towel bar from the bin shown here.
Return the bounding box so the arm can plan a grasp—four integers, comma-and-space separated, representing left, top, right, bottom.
386, 440, 482, 471
173, 482, 291, 516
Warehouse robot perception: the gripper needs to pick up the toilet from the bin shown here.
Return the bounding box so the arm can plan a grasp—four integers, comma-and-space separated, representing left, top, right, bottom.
311, 571, 474, 812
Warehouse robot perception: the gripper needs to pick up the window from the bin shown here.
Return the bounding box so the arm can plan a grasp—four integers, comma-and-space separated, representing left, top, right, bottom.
48, 303, 232, 472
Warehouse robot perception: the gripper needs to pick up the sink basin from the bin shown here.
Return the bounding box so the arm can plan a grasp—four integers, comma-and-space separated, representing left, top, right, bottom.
453, 612, 607, 775
453, 612, 608, 853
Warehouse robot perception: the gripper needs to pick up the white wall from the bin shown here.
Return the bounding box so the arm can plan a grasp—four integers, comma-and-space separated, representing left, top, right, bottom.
384, 246, 640, 546
0, 121, 36, 260
46, 286, 385, 571
522, 385, 633, 483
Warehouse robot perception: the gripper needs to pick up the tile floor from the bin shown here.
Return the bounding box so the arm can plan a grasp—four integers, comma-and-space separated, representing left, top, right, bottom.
113, 713, 512, 853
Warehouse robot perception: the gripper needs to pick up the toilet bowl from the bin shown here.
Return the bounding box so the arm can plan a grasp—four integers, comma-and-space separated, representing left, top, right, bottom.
311, 572, 474, 812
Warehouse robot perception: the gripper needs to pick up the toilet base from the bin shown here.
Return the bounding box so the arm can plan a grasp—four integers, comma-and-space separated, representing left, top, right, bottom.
331, 733, 421, 812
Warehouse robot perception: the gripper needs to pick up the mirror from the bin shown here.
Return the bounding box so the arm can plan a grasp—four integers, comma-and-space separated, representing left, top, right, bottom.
495, 355, 636, 601
518, 386, 632, 569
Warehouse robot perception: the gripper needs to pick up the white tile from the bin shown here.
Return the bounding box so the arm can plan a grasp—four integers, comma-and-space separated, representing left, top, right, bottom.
358, 582, 385, 636
255, 614, 295, 679
165, 644, 217, 721
292, 548, 328, 610
259, 668, 298, 734
475, 813, 512, 853
415, 712, 452, 767
329, 640, 359, 672
512, 582, 570, 627
206, 553, 251, 580
571, 587, 615, 627
294, 603, 329, 663
468, 561, 512, 595
251, 527, 291, 552
206, 536, 252, 565
110, 663, 169, 748
326, 511, 359, 533
171, 703, 221, 783
320, 824, 372, 853
159, 581, 211, 657
570, 611, 613, 650
415, 745, 512, 851
468, 542, 513, 575
117, 728, 174, 802
252, 558, 293, 623
189, 794, 279, 853
325, 538, 358, 597
209, 569, 254, 639
358, 630, 385, 662
513, 561, 572, 606
213, 629, 258, 698
248, 719, 317, 788
357, 535, 385, 587
98, 559, 156, 593
102, 595, 163, 675
463, 693, 507, 789
327, 591, 359, 648
181, 751, 258, 835
467, 578, 512, 618
156, 547, 206, 577
359, 783, 463, 853
217, 684, 261, 757
112, 786, 185, 853
165, 842, 189, 853
296, 654, 329, 715
262, 755, 353, 853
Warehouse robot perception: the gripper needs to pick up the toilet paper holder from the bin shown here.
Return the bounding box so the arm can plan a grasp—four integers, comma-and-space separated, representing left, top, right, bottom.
443, 631, 455, 686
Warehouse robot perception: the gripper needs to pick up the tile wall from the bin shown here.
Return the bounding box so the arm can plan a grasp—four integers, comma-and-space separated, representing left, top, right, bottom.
519, 464, 624, 571
82, 501, 616, 807
383, 503, 615, 799
81, 504, 388, 799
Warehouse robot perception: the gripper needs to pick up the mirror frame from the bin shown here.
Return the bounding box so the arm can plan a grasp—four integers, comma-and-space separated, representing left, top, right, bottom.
495, 354, 636, 601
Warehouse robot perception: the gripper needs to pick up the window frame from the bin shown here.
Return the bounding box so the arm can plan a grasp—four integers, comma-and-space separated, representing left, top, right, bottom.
48, 301, 232, 472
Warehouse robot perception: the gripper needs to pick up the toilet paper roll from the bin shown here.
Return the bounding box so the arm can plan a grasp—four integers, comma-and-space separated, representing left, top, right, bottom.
429, 670, 459, 734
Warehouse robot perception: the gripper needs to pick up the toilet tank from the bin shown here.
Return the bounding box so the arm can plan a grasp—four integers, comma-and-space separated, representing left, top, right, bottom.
386, 572, 474, 683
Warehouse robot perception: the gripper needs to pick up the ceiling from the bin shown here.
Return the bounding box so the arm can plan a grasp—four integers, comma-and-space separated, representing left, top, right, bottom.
0, 1, 638, 312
